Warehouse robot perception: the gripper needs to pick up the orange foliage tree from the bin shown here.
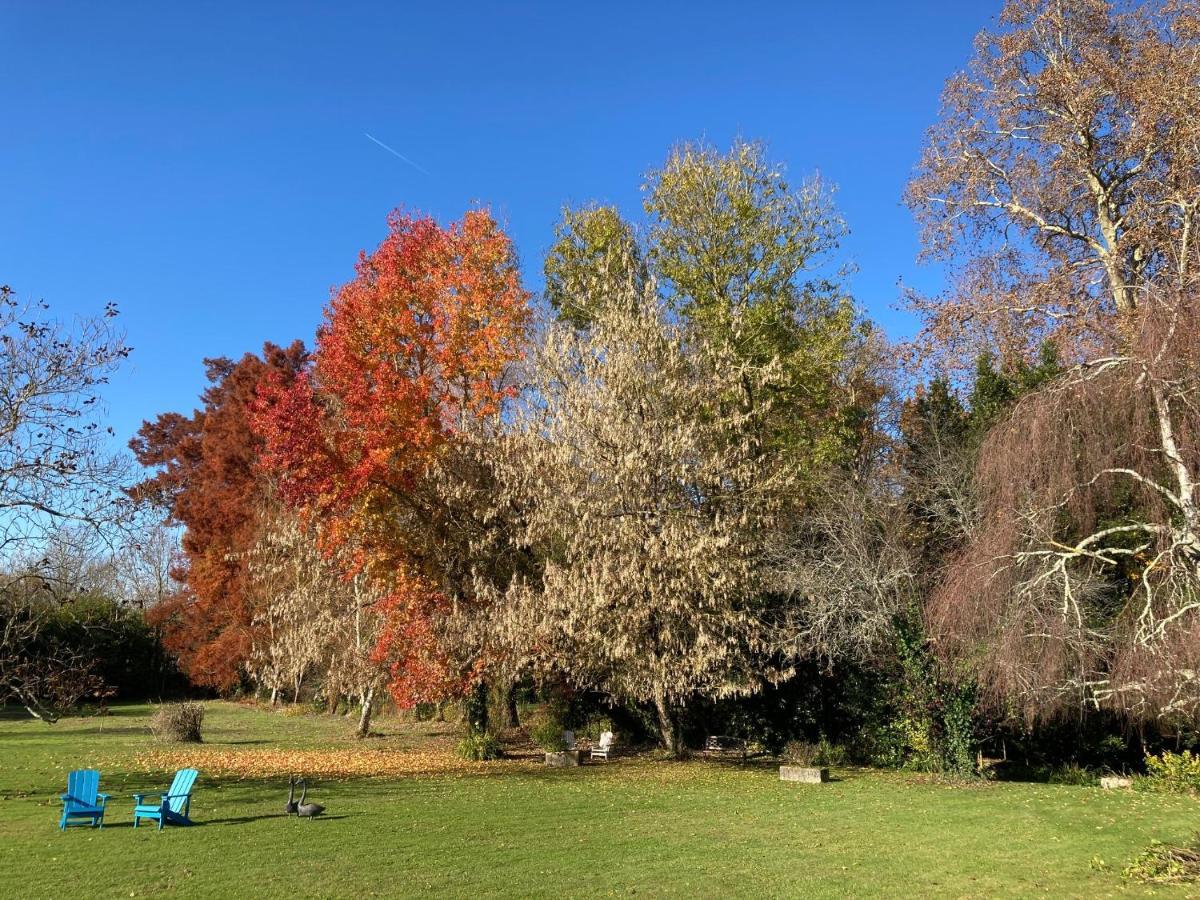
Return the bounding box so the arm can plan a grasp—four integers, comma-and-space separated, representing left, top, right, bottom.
253, 208, 531, 710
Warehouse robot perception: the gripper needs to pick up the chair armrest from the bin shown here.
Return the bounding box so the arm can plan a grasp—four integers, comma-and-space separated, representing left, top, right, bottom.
132, 792, 162, 804
163, 793, 192, 800
97, 793, 111, 803
59, 793, 70, 801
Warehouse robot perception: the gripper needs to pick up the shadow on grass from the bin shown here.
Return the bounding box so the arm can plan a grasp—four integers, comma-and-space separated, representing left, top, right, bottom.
93, 812, 300, 829
0, 724, 150, 739
286, 815, 350, 823
200, 813, 302, 826
215, 739, 273, 746
986, 761, 1114, 786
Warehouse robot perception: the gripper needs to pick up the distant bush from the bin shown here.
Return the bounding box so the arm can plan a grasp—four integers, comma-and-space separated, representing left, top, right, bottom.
783, 740, 818, 766
1143, 750, 1200, 793
1046, 762, 1098, 786
783, 737, 846, 767
151, 702, 204, 742
814, 738, 847, 767
531, 719, 570, 752
456, 732, 503, 761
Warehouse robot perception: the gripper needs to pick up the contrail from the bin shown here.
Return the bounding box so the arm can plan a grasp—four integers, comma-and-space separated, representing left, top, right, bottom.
364, 132, 430, 176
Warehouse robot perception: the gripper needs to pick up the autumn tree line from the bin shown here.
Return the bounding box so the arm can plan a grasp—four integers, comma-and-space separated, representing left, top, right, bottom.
5, 0, 1200, 771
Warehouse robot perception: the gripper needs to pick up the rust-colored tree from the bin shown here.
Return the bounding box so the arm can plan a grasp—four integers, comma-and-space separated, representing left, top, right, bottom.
253, 208, 530, 712
130, 342, 308, 690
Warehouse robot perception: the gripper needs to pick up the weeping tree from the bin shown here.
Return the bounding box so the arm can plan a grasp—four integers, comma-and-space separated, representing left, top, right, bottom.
909, 0, 1200, 731
930, 292, 1200, 726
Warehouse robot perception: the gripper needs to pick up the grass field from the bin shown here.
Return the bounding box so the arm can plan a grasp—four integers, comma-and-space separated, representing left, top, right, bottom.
1, 702, 1197, 898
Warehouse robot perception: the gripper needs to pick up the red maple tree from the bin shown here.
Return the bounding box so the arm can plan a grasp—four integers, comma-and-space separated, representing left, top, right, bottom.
253, 208, 530, 707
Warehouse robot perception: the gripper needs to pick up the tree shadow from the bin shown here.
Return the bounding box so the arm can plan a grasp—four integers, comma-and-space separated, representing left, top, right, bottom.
198, 813, 294, 826
291, 815, 350, 822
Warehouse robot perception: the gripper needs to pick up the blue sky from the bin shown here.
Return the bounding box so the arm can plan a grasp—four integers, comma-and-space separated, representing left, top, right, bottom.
1, 1, 994, 447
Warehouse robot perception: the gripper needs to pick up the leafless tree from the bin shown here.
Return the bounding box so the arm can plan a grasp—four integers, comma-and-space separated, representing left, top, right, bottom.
766, 475, 918, 667
906, 0, 1200, 368
0, 286, 132, 554
114, 522, 182, 611
0, 286, 133, 719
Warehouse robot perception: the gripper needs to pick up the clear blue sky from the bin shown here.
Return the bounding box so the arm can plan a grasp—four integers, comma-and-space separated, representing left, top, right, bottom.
2, 1, 994, 447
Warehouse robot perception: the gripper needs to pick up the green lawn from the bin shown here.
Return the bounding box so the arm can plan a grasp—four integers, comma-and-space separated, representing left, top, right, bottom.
0, 703, 1196, 898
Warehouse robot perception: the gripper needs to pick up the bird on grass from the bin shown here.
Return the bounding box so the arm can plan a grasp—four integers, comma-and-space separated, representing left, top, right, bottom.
284, 776, 299, 816
296, 778, 325, 819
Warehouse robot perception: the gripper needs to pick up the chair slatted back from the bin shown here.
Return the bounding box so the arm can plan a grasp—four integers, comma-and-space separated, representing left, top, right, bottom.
166, 768, 198, 813
599, 731, 614, 750
65, 769, 99, 810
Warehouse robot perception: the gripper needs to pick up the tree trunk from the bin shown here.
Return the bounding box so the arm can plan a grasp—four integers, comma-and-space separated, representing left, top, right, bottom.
653, 687, 679, 757
355, 686, 375, 739
490, 681, 520, 728
506, 686, 520, 729
21, 702, 57, 724
293, 669, 304, 704
269, 686, 279, 707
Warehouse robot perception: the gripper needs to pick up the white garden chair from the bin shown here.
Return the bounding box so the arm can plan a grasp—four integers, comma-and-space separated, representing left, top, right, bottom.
591, 731, 615, 761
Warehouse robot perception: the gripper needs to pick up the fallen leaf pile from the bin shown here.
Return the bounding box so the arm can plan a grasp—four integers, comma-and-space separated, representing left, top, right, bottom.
128, 746, 541, 780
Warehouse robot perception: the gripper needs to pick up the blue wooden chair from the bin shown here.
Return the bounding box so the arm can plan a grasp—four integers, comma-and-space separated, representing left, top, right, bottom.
59, 769, 110, 830
133, 768, 198, 830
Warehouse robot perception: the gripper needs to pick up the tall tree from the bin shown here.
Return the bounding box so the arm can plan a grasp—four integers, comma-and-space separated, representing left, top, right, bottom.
909, 0, 1200, 727
130, 342, 308, 690
492, 273, 802, 752
906, 0, 1200, 366
0, 285, 132, 721
253, 208, 531, 711
526, 142, 882, 749
543, 204, 646, 328
549, 141, 866, 476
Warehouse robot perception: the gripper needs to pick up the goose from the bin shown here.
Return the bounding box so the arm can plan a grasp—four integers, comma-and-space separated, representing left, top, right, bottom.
284, 775, 299, 815
296, 778, 325, 819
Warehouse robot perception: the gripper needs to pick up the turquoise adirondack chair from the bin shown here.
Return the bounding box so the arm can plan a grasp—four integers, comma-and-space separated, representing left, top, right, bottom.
59, 769, 110, 830
132, 768, 198, 830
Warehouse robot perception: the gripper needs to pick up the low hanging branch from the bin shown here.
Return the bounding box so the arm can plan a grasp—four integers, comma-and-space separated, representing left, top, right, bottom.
0, 591, 104, 722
